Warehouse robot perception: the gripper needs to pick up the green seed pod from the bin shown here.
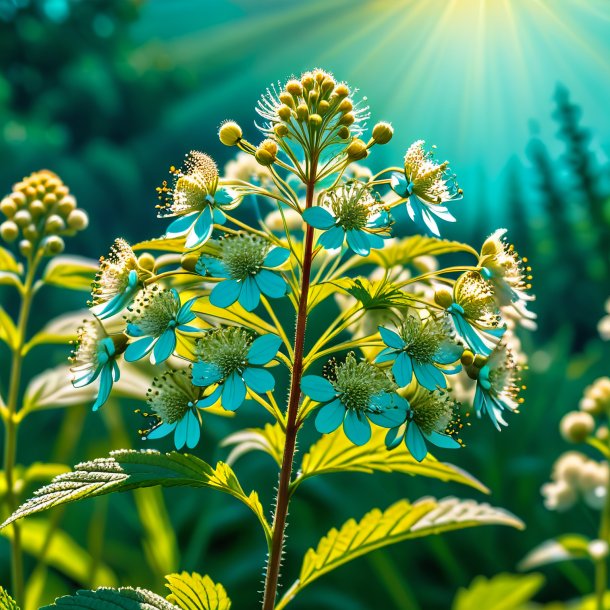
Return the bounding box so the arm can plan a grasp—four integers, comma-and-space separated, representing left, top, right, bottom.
13, 209, 32, 227
67, 209, 89, 231
0, 197, 16, 217
0, 220, 19, 242
218, 121, 243, 146
42, 235, 65, 256
372, 122, 394, 145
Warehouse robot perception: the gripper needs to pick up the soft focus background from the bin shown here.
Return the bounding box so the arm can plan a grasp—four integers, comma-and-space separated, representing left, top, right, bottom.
1, 0, 610, 608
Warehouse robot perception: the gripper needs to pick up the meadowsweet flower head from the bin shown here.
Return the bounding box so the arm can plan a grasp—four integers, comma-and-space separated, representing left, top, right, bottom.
390, 141, 461, 236
303, 182, 392, 256
142, 369, 202, 450
89, 238, 143, 319
192, 329, 282, 411
156, 151, 238, 249
196, 234, 289, 311
124, 287, 199, 364
70, 319, 125, 410
376, 314, 463, 389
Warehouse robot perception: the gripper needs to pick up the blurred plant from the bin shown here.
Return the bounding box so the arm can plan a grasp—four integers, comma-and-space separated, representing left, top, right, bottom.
1, 69, 536, 609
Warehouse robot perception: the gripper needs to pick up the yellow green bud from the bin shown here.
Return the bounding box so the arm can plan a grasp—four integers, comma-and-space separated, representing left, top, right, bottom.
461, 349, 474, 366
338, 99, 353, 113
181, 252, 199, 272
334, 83, 349, 98
296, 104, 309, 122
0, 197, 16, 217
29, 199, 45, 217
137, 252, 155, 271
321, 77, 335, 95
560, 411, 595, 443
42, 193, 57, 208
274, 123, 289, 138
318, 100, 330, 115
279, 92, 295, 108
255, 148, 276, 167
372, 122, 394, 145
309, 114, 323, 127
285, 79, 303, 97
346, 139, 368, 161
301, 73, 314, 91
19, 239, 33, 256
0, 220, 19, 242
434, 289, 453, 309
13, 209, 31, 227
337, 126, 350, 140
57, 195, 76, 216
340, 113, 355, 127
23, 223, 38, 240
11, 191, 26, 207
218, 121, 243, 146
42, 235, 65, 256
67, 209, 89, 231
277, 105, 292, 121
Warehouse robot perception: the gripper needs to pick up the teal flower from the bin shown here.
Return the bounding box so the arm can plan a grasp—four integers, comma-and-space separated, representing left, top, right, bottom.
385, 387, 462, 462
474, 345, 522, 430
375, 315, 462, 390
156, 151, 239, 249
192, 328, 282, 411
302, 182, 392, 256
196, 235, 289, 312
143, 370, 206, 450
390, 140, 461, 236
437, 272, 505, 357
89, 239, 143, 319
124, 287, 199, 365
301, 354, 405, 446
70, 320, 126, 411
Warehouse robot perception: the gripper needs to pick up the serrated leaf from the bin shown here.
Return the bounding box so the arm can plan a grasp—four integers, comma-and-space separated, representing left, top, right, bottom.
345, 278, 416, 310
295, 426, 489, 494
23, 310, 89, 353
518, 535, 591, 571
221, 423, 285, 467
0, 586, 19, 610
278, 497, 524, 607
43, 255, 98, 291
452, 573, 545, 610
41, 587, 180, 609
0, 246, 22, 274
1, 450, 270, 540
0, 306, 17, 349
165, 572, 231, 610
1, 517, 117, 587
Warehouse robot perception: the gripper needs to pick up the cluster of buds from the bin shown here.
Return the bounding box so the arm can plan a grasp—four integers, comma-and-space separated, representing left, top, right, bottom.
559, 377, 610, 443
0, 170, 88, 257
580, 377, 610, 416
542, 451, 609, 511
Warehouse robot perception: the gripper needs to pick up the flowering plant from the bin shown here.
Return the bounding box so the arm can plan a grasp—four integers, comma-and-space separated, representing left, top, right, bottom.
1, 69, 535, 610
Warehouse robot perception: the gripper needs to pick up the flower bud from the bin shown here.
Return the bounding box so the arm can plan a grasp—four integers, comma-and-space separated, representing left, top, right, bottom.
11, 191, 26, 207
541, 480, 577, 512
434, 289, 453, 309
255, 148, 276, 167
318, 100, 330, 115
285, 79, 303, 97
321, 77, 335, 95
340, 113, 355, 127
560, 411, 595, 443
137, 252, 155, 271
273, 123, 289, 138
1, 197, 16, 217
0, 220, 19, 242
296, 104, 309, 122
19, 239, 32, 257
553, 451, 586, 483
481, 236, 502, 257
23, 223, 38, 241
473, 354, 488, 369
67, 209, 89, 231
277, 105, 292, 121
181, 252, 200, 272
42, 235, 65, 256
218, 121, 243, 147
13, 209, 31, 227
279, 92, 295, 108
372, 122, 394, 145
308, 90, 319, 104
45, 214, 66, 233
301, 73, 314, 90
461, 349, 475, 366
309, 114, 323, 128
338, 99, 353, 114
346, 138, 368, 161
57, 195, 76, 216
597, 425, 609, 441
334, 83, 349, 98
42, 193, 57, 208
29, 199, 45, 217
337, 126, 350, 140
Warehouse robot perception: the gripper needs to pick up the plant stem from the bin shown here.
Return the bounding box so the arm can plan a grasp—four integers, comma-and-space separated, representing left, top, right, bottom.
595, 433, 610, 610
3, 253, 39, 606
261, 158, 318, 610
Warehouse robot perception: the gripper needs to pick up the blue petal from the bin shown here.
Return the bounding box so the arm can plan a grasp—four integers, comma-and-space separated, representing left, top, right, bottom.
318, 225, 345, 249
124, 336, 155, 362
72, 367, 100, 388
247, 334, 282, 365
239, 276, 260, 311
435, 340, 464, 365
255, 269, 287, 299
413, 361, 446, 391
146, 421, 177, 440
185, 206, 214, 249
392, 352, 413, 387
378, 326, 405, 349
346, 229, 371, 256
192, 361, 223, 386
196, 256, 227, 278
375, 347, 398, 364
343, 410, 371, 446
301, 375, 337, 402
406, 423, 428, 462
368, 407, 407, 428
210, 279, 241, 308
243, 366, 275, 393
176, 296, 198, 324
385, 426, 404, 450
126, 323, 145, 337
264, 247, 290, 267
366, 232, 385, 250
185, 409, 201, 449
174, 415, 189, 450
92, 365, 113, 411
426, 430, 461, 449
166, 212, 197, 237
390, 173, 410, 197
151, 329, 176, 364
221, 372, 247, 411
314, 399, 345, 434
303, 207, 336, 229
213, 207, 227, 224
214, 188, 233, 205
198, 385, 222, 408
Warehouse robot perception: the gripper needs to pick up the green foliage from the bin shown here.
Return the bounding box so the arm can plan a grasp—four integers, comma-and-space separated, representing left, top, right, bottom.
40, 588, 180, 610
165, 573, 231, 610
42, 256, 98, 291
519, 535, 591, 571
0, 587, 19, 610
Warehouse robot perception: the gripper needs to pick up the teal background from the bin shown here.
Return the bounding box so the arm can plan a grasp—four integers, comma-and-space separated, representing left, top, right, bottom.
1, 1, 610, 608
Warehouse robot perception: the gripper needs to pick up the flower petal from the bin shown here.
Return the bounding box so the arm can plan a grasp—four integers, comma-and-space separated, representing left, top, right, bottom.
221, 372, 247, 411
343, 410, 371, 446
124, 336, 156, 362
368, 407, 407, 428
214, 188, 233, 205
255, 269, 287, 299
366, 232, 385, 250
392, 351, 413, 387
196, 256, 227, 278
318, 225, 345, 250
247, 333, 282, 365
146, 421, 176, 440
435, 341, 463, 365
92, 365, 113, 411
210, 279, 241, 309
301, 375, 337, 402
303, 206, 336, 230
185, 409, 201, 449
198, 385, 222, 408
243, 366, 275, 393
174, 416, 189, 450
378, 326, 405, 349
405, 423, 428, 462
390, 173, 409, 197
239, 276, 261, 311
263, 247, 290, 267
176, 296, 199, 324
151, 329, 177, 365
192, 361, 222, 386
385, 426, 404, 450
426, 430, 461, 449
185, 206, 214, 249
314, 399, 345, 434
166, 212, 197, 237
346, 229, 371, 256
374, 347, 398, 364
413, 361, 446, 391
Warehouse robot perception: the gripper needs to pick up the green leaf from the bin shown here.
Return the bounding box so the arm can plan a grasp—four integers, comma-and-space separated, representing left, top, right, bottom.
452, 573, 545, 610
22, 462, 71, 486
165, 572, 231, 610
294, 427, 489, 494
278, 497, 524, 608
0, 271, 23, 289
0, 306, 18, 349
1, 517, 117, 587
41, 587, 180, 609
0, 586, 19, 610
132, 237, 187, 252
345, 278, 416, 310
42, 255, 98, 291
1, 450, 271, 541
23, 310, 89, 354
0, 246, 22, 275
518, 535, 591, 571
221, 423, 285, 468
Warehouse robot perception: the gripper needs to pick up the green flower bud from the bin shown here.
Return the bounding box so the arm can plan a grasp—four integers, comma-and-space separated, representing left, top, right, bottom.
337, 126, 350, 140
279, 92, 295, 108
0, 197, 16, 217
218, 120, 243, 147
13, 209, 31, 227
181, 252, 199, 272
0, 220, 19, 242
309, 113, 323, 128
372, 122, 394, 145
42, 193, 57, 209
340, 113, 355, 127
308, 90, 319, 104
67, 209, 89, 231
560, 411, 595, 443
301, 73, 314, 91
285, 79, 303, 97
334, 83, 349, 98
45, 214, 66, 233
42, 235, 65, 256
57, 195, 76, 216
296, 104, 309, 122
138, 252, 156, 271
255, 148, 276, 167
318, 100, 330, 115
273, 123, 289, 138
321, 77, 335, 95
29, 199, 45, 217
434, 289, 453, 309
277, 105, 292, 121
23, 223, 38, 241
338, 99, 353, 114
10, 192, 26, 207
19, 239, 32, 257
346, 139, 368, 161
